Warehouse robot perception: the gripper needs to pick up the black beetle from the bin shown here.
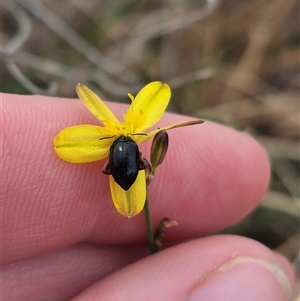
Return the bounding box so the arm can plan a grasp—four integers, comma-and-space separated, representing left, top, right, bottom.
102, 135, 146, 190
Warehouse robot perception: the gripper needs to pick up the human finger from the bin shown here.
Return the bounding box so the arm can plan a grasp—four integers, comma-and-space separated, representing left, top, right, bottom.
2, 242, 148, 301
71, 235, 295, 301
2, 93, 269, 263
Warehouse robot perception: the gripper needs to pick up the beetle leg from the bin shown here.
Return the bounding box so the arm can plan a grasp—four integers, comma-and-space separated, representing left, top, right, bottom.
102, 160, 111, 175
139, 157, 153, 185
139, 157, 151, 171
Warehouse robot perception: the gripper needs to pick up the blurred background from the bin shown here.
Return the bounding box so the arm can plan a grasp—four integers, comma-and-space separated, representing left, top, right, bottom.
1, 0, 299, 296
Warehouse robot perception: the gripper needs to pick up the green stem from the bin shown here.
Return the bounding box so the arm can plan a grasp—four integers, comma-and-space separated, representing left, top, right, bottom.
144, 196, 158, 254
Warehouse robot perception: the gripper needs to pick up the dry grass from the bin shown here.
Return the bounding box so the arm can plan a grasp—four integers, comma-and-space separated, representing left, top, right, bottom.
2, 0, 299, 297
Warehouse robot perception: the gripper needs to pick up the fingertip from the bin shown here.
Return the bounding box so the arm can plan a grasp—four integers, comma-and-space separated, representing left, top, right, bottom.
70, 236, 294, 301
2, 93, 272, 259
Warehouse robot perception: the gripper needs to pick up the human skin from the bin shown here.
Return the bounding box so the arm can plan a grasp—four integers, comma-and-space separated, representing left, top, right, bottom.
1, 92, 295, 300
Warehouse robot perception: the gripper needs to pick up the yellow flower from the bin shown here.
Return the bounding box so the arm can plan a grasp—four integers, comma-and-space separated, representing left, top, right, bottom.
54, 82, 203, 217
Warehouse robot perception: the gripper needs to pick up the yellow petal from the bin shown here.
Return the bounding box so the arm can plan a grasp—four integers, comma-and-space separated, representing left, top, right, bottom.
53, 125, 112, 163
109, 170, 146, 217
76, 84, 120, 125
124, 82, 171, 133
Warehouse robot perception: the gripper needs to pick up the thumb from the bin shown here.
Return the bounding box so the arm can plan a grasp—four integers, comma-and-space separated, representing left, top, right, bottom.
71, 235, 295, 301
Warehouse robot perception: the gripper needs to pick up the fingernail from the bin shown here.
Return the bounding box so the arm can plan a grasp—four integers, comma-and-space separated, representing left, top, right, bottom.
185, 257, 293, 301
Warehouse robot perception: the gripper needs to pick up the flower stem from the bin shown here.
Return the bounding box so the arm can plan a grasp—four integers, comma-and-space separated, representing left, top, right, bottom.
144, 196, 158, 254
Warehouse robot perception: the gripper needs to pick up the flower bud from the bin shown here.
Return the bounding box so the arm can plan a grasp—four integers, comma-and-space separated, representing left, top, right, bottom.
150, 130, 169, 172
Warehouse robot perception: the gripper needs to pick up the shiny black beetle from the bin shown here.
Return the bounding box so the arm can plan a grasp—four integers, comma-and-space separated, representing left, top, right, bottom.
102, 135, 148, 190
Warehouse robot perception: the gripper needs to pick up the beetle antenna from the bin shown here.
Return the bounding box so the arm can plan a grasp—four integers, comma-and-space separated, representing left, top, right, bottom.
128, 133, 148, 137
99, 135, 115, 141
